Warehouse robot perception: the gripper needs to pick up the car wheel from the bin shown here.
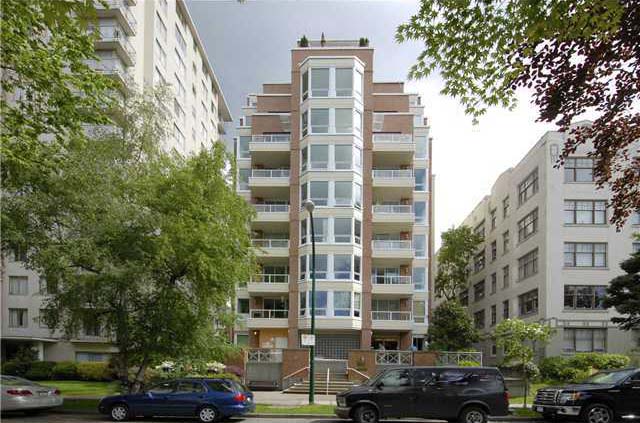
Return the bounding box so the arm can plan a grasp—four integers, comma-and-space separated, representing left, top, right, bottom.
459, 406, 487, 423
583, 403, 613, 423
110, 403, 130, 422
354, 405, 379, 423
198, 405, 219, 423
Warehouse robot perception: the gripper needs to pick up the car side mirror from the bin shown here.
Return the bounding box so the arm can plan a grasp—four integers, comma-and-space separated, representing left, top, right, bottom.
376, 381, 384, 389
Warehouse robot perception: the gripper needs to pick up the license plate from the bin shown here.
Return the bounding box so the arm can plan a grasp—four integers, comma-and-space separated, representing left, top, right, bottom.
39, 392, 49, 396
536, 406, 544, 412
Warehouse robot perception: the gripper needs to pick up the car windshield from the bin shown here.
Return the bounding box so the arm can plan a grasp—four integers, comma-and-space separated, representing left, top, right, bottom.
1, 376, 37, 386
582, 370, 636, 384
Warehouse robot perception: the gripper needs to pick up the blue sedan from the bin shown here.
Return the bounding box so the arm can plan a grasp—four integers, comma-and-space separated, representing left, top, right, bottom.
98, 378, 255, 422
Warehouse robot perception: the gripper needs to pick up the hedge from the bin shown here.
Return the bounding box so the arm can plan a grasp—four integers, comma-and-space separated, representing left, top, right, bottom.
540, 353, 630, 382
52, 361, 78, 380
77, 362, 114, 381
25, 361, 56, 380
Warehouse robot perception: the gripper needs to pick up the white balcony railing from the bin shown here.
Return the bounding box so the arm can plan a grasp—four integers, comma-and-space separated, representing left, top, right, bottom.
96, 0, 137, 31
376, 350, 413, 365
372, 240, 412, 250
371, 311, 412, 321
373, 133, 413, 143
251, 169, 290, 178
371, 275, 412, 285
251, 274, 289, 284
87, 59, 135, 86
254, 204, 290, 213
373, 204, 413, 214
372, 169, 414, 179
251, 134, 290, 143
95, 26, 136, 61
250, 309, 289, 319
252, 239, 290, 248
247, 348, 283, 363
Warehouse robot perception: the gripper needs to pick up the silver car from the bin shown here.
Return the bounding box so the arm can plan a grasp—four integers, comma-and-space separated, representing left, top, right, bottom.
1, 375, 63, 413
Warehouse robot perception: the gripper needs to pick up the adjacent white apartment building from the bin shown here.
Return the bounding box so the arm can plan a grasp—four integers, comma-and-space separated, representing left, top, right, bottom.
1, 0, 232, 362
453, 123, 640, 364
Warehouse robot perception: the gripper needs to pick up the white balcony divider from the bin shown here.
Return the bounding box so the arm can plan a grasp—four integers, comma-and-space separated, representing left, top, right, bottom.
250, 309, 289, 319
372, 133, 413, 143
372, 204, 413, 214
246, 348, 283, 363
375, 350, 413, 365
371, 311, 412, 321
372, 240, 412, 250
250, 274, 289, 284
372, 169, 414, 179
252, 239, 290, 248
254, 204, 290, 213
96, 27, 136, 62
251, 169, 290, 178
96, 0, 137, 29
371, 275, 412, 285
251, 134, 290, 143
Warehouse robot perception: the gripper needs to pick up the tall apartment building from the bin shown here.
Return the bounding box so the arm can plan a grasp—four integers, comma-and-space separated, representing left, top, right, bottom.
1, 0, 232, 362
450, 124, 640, 364
233, 38, 434, 359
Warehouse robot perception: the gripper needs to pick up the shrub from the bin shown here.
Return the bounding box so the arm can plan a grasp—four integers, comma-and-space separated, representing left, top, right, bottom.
540, 354, 631, 382
206, 372, 240, 382
77, 362, 113, 381
25, 361, 55, 380
458, 360, 481, 367
539, 356, 569, 380
568, 353, 630, 372
1, 360, 25, 377
52, 361, 78, 380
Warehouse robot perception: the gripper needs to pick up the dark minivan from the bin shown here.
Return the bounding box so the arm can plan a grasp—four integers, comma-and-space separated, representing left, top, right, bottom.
335, 367, 509, 423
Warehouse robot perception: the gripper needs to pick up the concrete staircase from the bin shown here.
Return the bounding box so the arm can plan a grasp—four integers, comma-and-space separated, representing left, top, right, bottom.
283, 372, 356, 394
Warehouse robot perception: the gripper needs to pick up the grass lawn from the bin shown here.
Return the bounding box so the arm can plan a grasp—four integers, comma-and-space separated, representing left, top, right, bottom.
511, 407, 542, 418
510, 382, 550, 405
40, 380, 120, 397
254, 404, 335, 415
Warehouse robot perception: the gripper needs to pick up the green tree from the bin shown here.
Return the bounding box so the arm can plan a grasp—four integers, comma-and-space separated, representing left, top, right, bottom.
435, 226, 483, 301
494, 319, 553, 407
604, 241, 640, 330
397, 0, 639, 227
1, 0, 115, 186
427, 300, 480, 351
2, 90, 254, 392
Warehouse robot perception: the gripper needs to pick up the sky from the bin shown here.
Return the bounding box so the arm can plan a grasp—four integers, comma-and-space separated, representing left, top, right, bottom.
186, 0, 558, 249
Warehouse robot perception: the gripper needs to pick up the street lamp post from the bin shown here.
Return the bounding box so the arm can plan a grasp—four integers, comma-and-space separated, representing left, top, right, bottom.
304, 200, 316, 404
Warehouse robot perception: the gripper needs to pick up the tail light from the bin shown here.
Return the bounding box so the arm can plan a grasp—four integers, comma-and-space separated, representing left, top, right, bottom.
233, 393, 246, 403
54, 389, 61, 395
504, 391, 510, 402
7, 389, 33, 396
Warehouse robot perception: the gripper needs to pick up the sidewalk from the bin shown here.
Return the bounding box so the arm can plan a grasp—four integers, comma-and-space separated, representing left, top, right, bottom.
253, 391, 337, 406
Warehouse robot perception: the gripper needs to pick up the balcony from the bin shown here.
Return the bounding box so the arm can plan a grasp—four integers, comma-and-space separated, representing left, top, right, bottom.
371, 311, 412, 330
248, 309, 289, 328
254, 204, 289, 222
250, 134, 291, 154
95, 0, 137, 35
252, 239, 290, 257
87, 59, 135, 92
372, 169, 414, 187
371, 240, 413, 259
94, 26, 136, 66
247, 274, 289, 293
249, 169, 290, 188
373, 133, 414, 154
372, 204, 414, 228
371, 275, 413, 295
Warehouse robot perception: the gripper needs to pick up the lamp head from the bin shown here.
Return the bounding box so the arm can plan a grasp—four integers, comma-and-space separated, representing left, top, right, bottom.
303, 200, 315, 213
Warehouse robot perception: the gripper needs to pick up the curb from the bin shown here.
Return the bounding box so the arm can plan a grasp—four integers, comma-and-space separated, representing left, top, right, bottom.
246, 414, 544, 421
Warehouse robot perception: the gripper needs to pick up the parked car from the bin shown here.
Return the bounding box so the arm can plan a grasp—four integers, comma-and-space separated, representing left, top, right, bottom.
98, 377, 254, 422
335, 366, 509, 423
0, 375, 63, 414
533, 368, 640, 423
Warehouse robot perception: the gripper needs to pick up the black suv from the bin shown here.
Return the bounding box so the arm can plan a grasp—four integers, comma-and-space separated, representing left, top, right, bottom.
533, 368, 640, 423
335, 367, 509, 423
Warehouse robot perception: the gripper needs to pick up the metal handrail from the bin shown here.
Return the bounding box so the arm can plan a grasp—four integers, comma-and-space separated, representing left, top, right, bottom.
249, 309, 288, 319
371, 275, 412, 285
251, 239, 290, 248
373, 204, 413, 214
371, 311, 412, 321
251, 134, 290, 143
251, 169, 290, 178
254, 204, 289, 213
282, 366, 309, 389
373, 133, 413, 143
250, 274, 289, 284
372, 169, 414, 179
347, 367, 370, 380
372, 240, 412, 250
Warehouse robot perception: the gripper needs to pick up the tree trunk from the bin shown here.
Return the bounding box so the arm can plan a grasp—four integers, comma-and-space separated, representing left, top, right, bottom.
131, 356, 149, 394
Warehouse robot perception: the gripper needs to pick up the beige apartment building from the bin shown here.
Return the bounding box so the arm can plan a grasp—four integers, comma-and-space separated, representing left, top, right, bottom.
1, 0, 232, 362
452, 124, 640, 364
233, 38, 434, 359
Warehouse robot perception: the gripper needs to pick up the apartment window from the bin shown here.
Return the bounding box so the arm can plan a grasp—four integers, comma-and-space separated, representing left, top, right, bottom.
415, 169, 427, 191
502, 265, 510, 289
474, 251, 485, 272
502, 231, 510, 254
518, 168, 539, 205
490, 209, 497, 230
474, 221, 485, 239
633, 242, 640, 253
415, 136, 427, 159
299, 255, 307, 280
502, 300, 509, 319
518, 208, 539, 242
8, 276, 28, 296
309, 181, 329, 206
9, 308, 28, 328
155, 13, 167, 42
334, 255, 352, 280
175, 50, 186, 79
565, 157, 594, 182
490, 273, 497, 294
310, 109, 329, 133
564, 242, 607, 267
354, 183, 362, 209
518, 289, 539, 316
414, 234, 426, 258
236, 334, 248, 346
334, 218, 352, 243
155, 40, 167, 69
354, 110, 362, 135
490, 241, 497, 261
314, 254, 328, 279
413, 267, 426, 291
563, 328, 606, 353
314, 291, 328, 316
174, 74, 185, 100
173, 99, 185, 126
413, 300, 426, 324
335, 68, 353, 96
334, 145, 352, 170
354, 219, 362, 244
333, 291, 351, 316
335, 109, 353, 133
312, 217, 328, 242
474, 310, 485, 329
354, 255, 361, 281
39, 277, 56, 295
238, 136, 250, 159
301, 70, 309, 100
564, 200, 607, 225
300, 147, 308, 171
518, 248, 538, 280
76, 352, 109, 362
459, 289, 469, 306
334, 181, 353, 207
174, 124, 185, 150
632, 211, 640, 225
354, 70, 363, 98
311, 68, 330, 97
564, 285, 607, 310
175, 25, 186, 55
310, 144, 329, 169
503, 196, 510, 218
414, 201, 426, 224
354, 292, 361, 317
84, 318, 101, 337
474, 280, 485, 302
490, 305, 497, 326
39, 309, 48, 328
301, 111, 308, 136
